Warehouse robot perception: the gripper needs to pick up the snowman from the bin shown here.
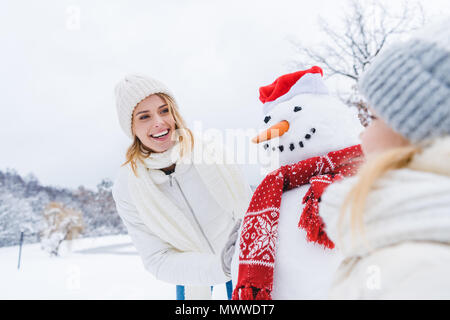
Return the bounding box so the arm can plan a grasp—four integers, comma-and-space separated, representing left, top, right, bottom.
231, 66, 364, 300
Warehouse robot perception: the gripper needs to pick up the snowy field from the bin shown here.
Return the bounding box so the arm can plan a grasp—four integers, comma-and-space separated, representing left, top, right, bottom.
0, 235, 229, 300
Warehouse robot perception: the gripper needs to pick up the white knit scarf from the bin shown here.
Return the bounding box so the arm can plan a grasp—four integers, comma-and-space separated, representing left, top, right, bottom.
321, 136, 450, 258
127, 139, 252, 253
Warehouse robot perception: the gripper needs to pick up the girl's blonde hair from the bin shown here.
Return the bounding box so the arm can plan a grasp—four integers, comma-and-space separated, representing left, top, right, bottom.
122, 93, 194, 175
339, 144, 422, 242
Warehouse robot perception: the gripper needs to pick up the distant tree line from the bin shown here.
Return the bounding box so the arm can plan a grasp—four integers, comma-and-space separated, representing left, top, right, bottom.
0, 169, 126, 248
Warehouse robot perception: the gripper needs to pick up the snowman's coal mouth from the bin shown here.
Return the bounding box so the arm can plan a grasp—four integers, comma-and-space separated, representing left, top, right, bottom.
264, 127, 316, 153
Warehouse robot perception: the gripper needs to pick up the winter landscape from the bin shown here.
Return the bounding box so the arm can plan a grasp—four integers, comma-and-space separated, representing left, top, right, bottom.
0, 169, 126, 248
1, 0, 449, 301
0, 168, 233, 300
0, 234, 229, 300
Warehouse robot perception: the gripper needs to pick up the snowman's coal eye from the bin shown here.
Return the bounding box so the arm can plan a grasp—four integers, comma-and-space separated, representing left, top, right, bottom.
293, 106, 302, 112
263, 116, 271, 123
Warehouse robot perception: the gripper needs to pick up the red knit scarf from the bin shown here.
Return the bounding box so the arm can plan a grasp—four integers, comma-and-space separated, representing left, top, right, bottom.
232, 144, 363, 300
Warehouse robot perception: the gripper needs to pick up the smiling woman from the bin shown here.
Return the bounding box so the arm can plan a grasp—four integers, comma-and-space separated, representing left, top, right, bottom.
112, 74, 252, 300
133, 95, 177, 151
123, 92, 193, 175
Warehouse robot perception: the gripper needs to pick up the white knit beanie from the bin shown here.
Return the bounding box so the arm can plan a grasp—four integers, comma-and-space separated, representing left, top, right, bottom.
114, 74, 177, 139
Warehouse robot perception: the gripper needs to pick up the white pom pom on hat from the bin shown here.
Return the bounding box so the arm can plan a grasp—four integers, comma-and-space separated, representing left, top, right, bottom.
114, 74, 177, 139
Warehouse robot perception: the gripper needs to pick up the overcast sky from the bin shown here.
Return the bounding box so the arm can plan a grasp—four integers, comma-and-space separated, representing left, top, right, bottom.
1, 0, 449, 190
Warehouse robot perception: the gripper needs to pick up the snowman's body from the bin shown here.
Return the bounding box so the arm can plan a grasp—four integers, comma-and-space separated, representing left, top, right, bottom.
231, 184, 343, 299
231, 83, 362, 299
270, 185, 342, 299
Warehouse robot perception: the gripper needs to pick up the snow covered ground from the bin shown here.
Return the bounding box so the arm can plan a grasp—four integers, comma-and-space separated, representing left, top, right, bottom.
0, 235, 229, 300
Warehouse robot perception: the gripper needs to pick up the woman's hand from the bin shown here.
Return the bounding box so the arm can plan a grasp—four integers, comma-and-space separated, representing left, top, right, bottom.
221, 219, 242, 277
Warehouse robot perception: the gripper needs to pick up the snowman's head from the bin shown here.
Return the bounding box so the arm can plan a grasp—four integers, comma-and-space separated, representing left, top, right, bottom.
253, 67, 362, 168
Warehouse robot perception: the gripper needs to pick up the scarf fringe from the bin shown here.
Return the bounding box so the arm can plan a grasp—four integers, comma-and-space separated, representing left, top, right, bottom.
232, 286, 272, 300
256, 288, 272, 300
299, 192, 334, 249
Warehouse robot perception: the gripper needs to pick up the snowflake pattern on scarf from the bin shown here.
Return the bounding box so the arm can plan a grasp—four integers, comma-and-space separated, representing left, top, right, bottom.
233, 144, 364, 300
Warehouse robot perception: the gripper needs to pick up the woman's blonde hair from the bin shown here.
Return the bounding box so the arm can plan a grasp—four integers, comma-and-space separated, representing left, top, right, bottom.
339, 144, 422, 243
122, 93, 194, 175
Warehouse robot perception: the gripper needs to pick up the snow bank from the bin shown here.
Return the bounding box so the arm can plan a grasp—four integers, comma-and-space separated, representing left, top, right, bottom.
0, 235, 228, 299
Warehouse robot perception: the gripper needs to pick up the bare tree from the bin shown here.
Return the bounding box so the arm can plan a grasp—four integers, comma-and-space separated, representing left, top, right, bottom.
291, 0, 425, 125
40, 202, 84, 256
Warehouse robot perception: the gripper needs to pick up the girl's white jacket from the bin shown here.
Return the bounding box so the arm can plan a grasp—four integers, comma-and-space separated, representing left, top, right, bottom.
320, 137, 450, 299
112, 159, 242, 287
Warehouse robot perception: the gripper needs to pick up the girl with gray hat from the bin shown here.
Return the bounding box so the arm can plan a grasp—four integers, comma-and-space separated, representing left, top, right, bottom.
319, 19, 450, 299
112, 74, 252, 299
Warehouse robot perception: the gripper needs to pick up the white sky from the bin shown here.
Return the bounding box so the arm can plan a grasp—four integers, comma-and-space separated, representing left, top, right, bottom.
1, 0, 449, 190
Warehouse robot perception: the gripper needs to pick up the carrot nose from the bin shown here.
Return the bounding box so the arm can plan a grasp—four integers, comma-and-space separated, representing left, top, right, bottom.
251, 120, 290, 143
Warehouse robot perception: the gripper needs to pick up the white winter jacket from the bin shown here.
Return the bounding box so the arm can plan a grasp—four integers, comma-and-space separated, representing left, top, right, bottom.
320, 137, 450, 299
112, 152, 251, 288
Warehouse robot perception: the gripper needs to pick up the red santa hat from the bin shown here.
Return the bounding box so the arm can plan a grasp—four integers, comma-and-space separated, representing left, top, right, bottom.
259, 66, 329, 115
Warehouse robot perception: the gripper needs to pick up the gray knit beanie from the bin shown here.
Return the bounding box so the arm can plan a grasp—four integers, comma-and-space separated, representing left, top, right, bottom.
114, 74, 177, 139
359, 18, 450, 143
